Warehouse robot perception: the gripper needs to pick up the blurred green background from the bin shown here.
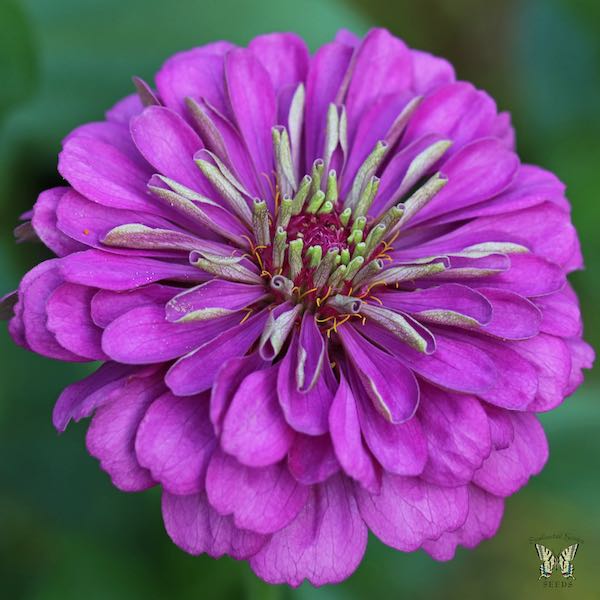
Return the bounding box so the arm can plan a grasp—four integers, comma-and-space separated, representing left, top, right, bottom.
1, 0, 598, 598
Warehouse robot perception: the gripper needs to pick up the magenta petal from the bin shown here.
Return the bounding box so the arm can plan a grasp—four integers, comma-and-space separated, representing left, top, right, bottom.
342, 93, 413, 193
91, 284, 179, 328
380, 284, 492, 325
512, 333, 571, 412
225, 49, 276, 202
356, 472, 468, 551
58, 123, 157, 214
419, 383, 491, 486
344, 28, 412, 142
403, 82, 497, 151
565, 338, 595, 395
248, 33, 309, 94
478, 287, 542, 340
535, 284, 582, 338
18, 260, 83, 361
454, 203, 579, 269
422, 485, 504, 560
210, 352, 268, 435
86, 372, 165, 491
277, 333, 334, 435
46, 283, 107, 360
296, 312, 326, 392
423, 165, 569, 225
155, 45, 232, 118
250, 474, 367, 587
375, 133, 450, 212
53, 363, 157, 431
162, 491, 267, 559
59, 249, 207, 291
414, 138, 519, 225
492, 111, 515, 149
410, 49, 455, 94
32, 187, 85, 256
106, 93, 143, 124
130, 106, 209, 193
102, 305, 240, 364
335, 29, 360, 47
338, 325, 420, 424
329, 373, 379, 492
287, 434, 340, 485
472, 253, 564, 297
304, 41, 353, 164
348, 364, 427, 476
484, 404, 514, 450
472, 412, 548, 496
362, 322, 497, 395
135, 392, 215, 494
221, 365, 294, 467
165, 279, 266, 322
206, 448, 309, 534
165, 310, 269, 396
55, 189, 174, 253
443, 331, 538, 410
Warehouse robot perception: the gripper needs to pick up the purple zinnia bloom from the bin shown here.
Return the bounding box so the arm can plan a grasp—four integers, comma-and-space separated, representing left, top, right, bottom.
2, 28, 594, 586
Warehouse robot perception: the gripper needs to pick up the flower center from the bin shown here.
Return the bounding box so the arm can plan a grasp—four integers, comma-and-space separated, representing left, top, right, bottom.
286, 212, 348, 253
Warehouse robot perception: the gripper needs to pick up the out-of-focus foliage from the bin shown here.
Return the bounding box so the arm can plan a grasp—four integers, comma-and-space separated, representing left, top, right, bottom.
0, 1, 598, 599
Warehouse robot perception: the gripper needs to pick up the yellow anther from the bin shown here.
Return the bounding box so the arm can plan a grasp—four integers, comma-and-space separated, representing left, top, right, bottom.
316, 286, 333, 307
239, 308, 254, 324
316, 314, 336, 324
299, 287, 318, 300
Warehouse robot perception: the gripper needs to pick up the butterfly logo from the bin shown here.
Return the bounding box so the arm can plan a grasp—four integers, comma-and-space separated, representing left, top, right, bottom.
535, 543, 579, 579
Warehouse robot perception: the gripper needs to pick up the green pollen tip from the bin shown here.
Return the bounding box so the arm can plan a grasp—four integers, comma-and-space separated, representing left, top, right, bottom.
288, 238, 304, 280
347, 229, 363, 245
344, 256, 365, 281
306, 190, 326, 214
291, 175, 312, 215
317, 200, 334, 214
309, 160, 324, 196
339, 207, 352, 227
352, 242, 366, 260
307, 245, 323, 268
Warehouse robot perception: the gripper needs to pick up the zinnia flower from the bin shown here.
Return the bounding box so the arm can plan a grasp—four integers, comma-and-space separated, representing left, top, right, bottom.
2, 28, 594, 586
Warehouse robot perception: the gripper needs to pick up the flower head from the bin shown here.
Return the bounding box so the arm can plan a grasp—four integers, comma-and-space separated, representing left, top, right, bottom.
3, 28, 594, 586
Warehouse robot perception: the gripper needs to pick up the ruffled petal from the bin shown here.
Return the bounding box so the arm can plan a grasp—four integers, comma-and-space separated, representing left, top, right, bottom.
53, 362, 157, 432
419, 383, 491, 486
86, 371, 165, 491
162, 491, 267, 559
422, 485, 504, 560
287, 434, 340, 485
102, 305, 240, 364
329, 372, 379, 492
31, 187, 85, 256
206, 448, 309, 534
166, 310, 269, 396
46, 282, 107, 360
135, 392, 215, 494
277, 332, 335, 435
250, 474, 367, 587
356, 472, 468, 551
221, 366, 294, 467
472, 412, 548, 496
